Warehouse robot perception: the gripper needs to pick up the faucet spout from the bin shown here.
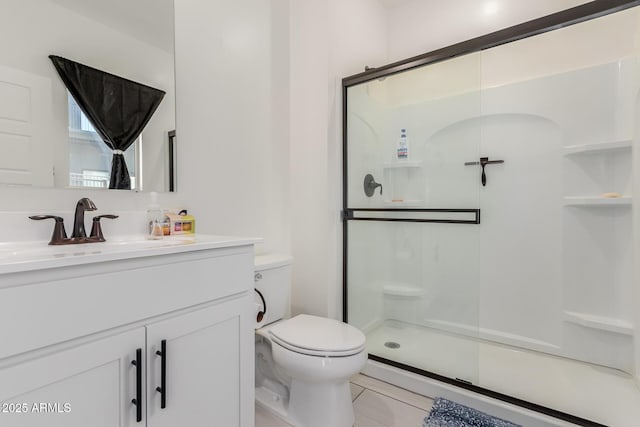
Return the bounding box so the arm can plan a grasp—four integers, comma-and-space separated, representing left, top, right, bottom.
72, 197, 97, 239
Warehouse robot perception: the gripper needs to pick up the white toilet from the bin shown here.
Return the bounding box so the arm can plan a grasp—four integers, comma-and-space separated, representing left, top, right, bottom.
254, 254, 367, 427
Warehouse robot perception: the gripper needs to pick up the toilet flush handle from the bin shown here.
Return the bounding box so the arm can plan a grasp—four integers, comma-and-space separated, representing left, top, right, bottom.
255, 288, 267, 323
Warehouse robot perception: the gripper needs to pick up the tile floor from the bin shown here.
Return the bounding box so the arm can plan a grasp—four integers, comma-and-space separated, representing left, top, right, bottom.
255, 373, 434, 427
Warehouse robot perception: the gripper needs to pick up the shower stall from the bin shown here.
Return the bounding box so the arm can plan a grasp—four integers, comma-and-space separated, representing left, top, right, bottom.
342, 3, 640, 426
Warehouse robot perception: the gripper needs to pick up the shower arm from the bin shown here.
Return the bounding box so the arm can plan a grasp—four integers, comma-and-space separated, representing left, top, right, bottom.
464, 157, 504, 187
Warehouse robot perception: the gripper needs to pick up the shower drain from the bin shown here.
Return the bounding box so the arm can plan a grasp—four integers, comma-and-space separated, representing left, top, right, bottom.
384, 341, 401, 349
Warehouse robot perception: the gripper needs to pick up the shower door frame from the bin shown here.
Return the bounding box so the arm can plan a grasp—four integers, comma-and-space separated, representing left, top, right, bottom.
341, 1, 640, 426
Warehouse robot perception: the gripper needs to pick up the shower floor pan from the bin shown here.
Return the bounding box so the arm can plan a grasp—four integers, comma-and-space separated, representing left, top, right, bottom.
365, 320, 640, 427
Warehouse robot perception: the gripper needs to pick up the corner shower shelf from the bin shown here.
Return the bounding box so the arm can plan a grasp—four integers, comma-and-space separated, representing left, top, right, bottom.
383, 160, 423, 169
383, 283, 425, 298
384, 199, 424, 207
563, 311, 633, 335
563, 196, 632, 206
563, 139, 632, 155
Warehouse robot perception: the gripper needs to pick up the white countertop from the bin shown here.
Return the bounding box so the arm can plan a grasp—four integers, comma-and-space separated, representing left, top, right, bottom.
0, 234, 261, 275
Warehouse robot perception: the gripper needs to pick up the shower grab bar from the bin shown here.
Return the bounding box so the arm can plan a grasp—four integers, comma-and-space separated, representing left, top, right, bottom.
343, 208, 480, 224
464, 157, 504, 187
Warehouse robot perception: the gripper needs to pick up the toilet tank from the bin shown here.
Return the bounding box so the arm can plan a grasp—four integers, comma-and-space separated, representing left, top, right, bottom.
254, 254, 293, 326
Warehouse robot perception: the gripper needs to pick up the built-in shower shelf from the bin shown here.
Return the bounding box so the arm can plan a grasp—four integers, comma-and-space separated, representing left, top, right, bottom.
383, 160, 423, 169
383, 283, 425, 297
564, 139, 632, 155
384, 199, 424, 206
563, 311, 633, 335
563, 196, 632, 206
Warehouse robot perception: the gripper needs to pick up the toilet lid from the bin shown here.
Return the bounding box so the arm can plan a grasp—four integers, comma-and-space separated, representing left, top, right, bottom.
268, 314, 366, 357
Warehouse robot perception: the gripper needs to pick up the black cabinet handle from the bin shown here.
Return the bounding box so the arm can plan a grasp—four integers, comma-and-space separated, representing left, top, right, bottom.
131, 348, 142, 422
156, 339, 167, 409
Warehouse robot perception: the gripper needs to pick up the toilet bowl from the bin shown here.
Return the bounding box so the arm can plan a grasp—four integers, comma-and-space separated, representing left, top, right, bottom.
254, 255, 367, 427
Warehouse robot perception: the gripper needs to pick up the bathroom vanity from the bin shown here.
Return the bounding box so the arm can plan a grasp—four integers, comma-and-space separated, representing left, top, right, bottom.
0, 235, 256, 427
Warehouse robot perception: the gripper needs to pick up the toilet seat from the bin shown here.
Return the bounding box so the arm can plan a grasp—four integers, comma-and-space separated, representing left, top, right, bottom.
268, 314, 366, 357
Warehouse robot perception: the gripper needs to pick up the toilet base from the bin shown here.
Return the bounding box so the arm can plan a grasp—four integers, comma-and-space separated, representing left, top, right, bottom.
256, 385, 291, 423
256, 380, 354, 427
289, 379, 354, 427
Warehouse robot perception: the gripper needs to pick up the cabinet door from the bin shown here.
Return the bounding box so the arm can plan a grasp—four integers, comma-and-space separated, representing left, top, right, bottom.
146, 297, 253, 427
0, 328, 145, 427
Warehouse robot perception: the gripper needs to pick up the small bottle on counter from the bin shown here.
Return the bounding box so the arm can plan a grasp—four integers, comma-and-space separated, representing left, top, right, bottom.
146, 192, 164, 240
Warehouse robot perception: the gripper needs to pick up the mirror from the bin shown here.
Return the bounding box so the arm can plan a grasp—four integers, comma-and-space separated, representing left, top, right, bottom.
0, 0, 175, 192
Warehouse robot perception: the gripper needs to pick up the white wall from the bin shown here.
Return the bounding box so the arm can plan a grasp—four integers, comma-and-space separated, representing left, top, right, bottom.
289, 0, 388, 319
289, 0, 330, 317
0, 186, 179, 243
174, 0, 290, 255
385, 0, 591, 63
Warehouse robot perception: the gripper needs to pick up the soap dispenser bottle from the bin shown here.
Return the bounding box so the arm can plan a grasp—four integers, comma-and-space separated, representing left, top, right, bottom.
146, 192, 164, 240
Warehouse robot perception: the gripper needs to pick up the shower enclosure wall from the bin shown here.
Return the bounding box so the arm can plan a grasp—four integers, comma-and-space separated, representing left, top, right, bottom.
343, 3, 640, 426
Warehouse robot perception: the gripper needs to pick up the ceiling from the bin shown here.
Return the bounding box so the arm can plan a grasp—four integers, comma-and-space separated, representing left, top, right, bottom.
378, 0, 416, 8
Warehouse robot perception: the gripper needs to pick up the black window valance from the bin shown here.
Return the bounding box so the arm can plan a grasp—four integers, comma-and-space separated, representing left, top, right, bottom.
49, 55, 166, 190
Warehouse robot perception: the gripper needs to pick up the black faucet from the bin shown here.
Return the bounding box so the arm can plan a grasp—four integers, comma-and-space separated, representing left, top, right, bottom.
71, 197, 97, 239
29, 198, 118, 245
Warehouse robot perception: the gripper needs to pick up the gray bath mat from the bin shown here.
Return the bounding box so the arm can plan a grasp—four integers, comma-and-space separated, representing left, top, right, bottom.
424, 397, 522, 427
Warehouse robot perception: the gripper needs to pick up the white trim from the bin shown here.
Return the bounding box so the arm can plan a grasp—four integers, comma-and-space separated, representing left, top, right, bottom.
420, 318, 560, 354
68, 128, 103, 144
563, 311, 633, 335
360, 317, 385, 335
563, 139, 632, 155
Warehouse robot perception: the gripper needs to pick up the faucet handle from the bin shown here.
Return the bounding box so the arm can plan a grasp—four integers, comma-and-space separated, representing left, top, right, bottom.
29, 215, 68, 245
90, 215, 119, 242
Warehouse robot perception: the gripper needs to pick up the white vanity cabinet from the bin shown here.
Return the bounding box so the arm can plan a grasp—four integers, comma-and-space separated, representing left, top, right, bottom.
0, 237, 256, 427
0, 327, 145, 427
146, 298, 246, 427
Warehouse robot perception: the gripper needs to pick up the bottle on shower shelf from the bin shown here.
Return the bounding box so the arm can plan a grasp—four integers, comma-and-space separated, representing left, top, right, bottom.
397, 128, 409, 160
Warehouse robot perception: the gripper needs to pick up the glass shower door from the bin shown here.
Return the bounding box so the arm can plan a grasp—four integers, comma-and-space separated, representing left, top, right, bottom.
344, 4, 640, 425
344, 52, 483, 384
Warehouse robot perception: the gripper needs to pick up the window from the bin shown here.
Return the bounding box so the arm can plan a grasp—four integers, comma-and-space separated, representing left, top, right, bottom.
67, 93, 138, 189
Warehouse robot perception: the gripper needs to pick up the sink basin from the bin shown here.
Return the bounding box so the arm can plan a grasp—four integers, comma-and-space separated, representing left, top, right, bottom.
0, 236, 193, 260
96, 235, 196, 249
0, 234, 258, 275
